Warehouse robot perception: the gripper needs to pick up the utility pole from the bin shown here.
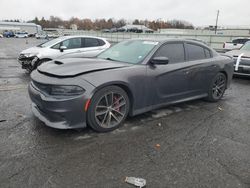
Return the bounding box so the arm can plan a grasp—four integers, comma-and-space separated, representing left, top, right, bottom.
215, 10, 220, 34
157, 18, 162, 33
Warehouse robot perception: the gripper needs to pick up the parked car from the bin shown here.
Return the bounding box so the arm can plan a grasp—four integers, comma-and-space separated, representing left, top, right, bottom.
15, 32, 29, 38
28, 33, 36, 37
3, 31, 15, 38
225, 41, 250, 76
35, 33, 48, 39
28, 39, 234, 132
18, 36, 111, 72
223, 37, 250, 52
0, 34, 3, 38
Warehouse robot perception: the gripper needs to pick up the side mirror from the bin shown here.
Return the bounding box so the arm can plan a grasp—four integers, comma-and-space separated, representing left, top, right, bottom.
59, 46, 67, 52
150, 57, 169, 65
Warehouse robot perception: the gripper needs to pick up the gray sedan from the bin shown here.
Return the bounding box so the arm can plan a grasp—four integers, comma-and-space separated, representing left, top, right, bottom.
29, 39, 234, 132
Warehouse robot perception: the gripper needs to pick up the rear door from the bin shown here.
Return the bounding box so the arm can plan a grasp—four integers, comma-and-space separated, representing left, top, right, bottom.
81, 38, 106, 57
184, 42, 217, 94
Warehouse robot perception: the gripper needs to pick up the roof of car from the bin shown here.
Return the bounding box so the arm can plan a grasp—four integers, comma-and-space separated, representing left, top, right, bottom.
58, 35, 107, 40
127, 38, 209, 46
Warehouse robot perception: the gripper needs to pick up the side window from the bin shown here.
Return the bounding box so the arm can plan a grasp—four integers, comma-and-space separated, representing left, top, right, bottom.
232, 39, 239, 43
98, 39, 105, 46
61, 38, 81, 49
154, 43, 185, 63
186, 43, 206, 61
84, 38, 100, 47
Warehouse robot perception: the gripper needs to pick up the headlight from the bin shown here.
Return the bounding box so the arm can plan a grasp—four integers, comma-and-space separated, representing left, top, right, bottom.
50, 85, 85, 96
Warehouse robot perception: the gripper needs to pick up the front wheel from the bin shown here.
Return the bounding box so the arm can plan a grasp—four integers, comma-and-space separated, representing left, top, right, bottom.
206, 72, 227, 102
87, 86, 130, 132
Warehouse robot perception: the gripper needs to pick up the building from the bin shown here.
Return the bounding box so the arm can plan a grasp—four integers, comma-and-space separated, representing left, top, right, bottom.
70, 24, 78, 30
160, 27, 250, 36
119, 24, 153, 33
0, 21, 42, 34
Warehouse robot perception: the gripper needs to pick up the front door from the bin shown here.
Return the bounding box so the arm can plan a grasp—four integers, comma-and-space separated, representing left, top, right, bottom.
146, 42, 192, 106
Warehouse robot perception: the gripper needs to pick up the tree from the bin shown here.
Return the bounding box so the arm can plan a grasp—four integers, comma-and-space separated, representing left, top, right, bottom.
133, 19, 140, 25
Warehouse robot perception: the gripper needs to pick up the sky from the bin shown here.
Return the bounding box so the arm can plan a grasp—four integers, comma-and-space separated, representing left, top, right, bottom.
0, 0, 250, 27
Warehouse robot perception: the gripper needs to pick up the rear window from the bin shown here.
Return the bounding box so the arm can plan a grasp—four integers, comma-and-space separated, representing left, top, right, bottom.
98, 39, 105, 46
84, 38, 100, 47
186, 43, 206, 61
204, 48, 212, 58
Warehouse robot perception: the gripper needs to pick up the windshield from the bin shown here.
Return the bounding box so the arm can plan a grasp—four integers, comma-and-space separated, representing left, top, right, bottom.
240, 42, 250, 51
98, 40, 158, 64
37, 38, 63, 48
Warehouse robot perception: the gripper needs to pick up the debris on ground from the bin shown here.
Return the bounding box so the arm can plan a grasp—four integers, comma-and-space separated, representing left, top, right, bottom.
125, 177, 146, 187
0, 120, 7, 123
155, 144, 161, 149
157, 122, 162, 127
16, 113, 26, 118
218, 107, 223, 111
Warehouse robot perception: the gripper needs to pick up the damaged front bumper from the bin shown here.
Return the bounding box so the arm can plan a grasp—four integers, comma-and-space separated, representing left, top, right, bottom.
18, 55, 39, 71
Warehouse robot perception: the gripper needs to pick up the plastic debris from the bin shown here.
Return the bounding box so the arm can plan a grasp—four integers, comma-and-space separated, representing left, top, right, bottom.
157, 122, 162, 127
218, 107, 223, 111
125, 177, 146, 188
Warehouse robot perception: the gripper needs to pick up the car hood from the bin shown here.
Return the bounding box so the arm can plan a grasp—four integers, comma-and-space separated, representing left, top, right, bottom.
21, 46, 44, 55
37, 58, 131, 77
226, 50, 250, 58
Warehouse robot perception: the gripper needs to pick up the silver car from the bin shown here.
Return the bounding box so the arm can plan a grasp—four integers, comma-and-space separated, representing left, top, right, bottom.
226, 41, 250, 76
18, 36, 111, 72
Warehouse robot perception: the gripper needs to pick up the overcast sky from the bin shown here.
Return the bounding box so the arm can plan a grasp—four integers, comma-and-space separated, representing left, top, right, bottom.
0, 0, 250, 26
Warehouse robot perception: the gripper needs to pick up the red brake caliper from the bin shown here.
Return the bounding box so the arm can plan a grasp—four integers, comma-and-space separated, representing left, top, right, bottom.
113, 96, 120, 112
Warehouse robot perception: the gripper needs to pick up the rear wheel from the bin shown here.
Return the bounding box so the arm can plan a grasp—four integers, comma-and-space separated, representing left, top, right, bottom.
206, 72, 227, 102
87, 86, 129, 132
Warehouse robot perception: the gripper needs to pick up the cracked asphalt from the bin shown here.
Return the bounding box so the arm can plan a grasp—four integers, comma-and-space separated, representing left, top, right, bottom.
0, 38, 250, 188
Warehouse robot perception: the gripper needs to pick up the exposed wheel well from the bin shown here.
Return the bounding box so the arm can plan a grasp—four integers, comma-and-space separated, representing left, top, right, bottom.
33, 58, 52, 69
39, 58, 52, 62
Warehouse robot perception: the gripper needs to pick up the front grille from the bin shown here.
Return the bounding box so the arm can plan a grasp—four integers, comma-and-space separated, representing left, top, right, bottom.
235, 66, 250, 74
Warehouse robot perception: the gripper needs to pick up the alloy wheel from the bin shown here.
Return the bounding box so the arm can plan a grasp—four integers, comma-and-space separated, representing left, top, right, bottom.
212, 74, 226, 100
94, 92, 127, 128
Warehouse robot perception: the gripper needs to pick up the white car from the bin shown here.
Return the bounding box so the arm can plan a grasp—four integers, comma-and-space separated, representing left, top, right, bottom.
15, 32, 29, 38
35, 33, 48, 39
18, 36, 111, 72
223, 38, 250, 52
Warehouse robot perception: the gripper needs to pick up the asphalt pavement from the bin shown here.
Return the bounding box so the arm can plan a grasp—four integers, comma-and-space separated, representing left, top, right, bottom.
0, 38, 249, 188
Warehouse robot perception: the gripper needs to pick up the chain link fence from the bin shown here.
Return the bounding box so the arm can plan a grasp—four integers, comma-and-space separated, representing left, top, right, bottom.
58, 29, 250, 51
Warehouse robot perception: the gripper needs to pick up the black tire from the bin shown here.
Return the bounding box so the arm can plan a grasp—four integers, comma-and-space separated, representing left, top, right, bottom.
206, 72, 227, 102
87, 86, 130, 132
